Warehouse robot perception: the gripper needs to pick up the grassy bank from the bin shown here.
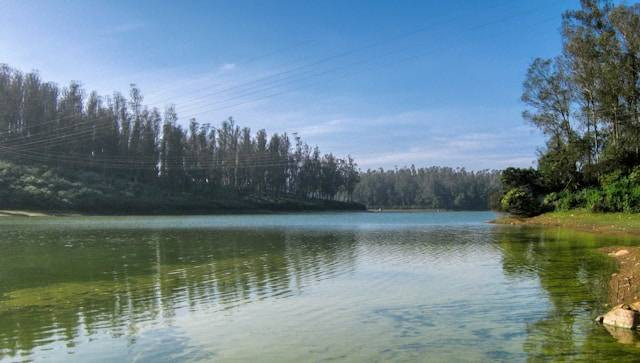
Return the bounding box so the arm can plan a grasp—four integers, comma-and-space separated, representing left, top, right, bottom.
494, 210, 640, 235
0, 160, 365, 215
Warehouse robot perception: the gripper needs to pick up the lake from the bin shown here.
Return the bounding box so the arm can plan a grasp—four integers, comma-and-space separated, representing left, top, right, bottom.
1, 211, 640, 362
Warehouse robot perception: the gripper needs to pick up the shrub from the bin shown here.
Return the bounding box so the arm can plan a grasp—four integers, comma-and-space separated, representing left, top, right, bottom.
501, 187, 541, 217
624, 185, 640, 213
542, 192, 561, 210
542, 191, 581, 211
603, 180, 627, 212
629, 167, 640, 186
596, 171, 633, 212
600, 170, 624, 188
583, 188, 607, 212
558, 192, 576, 211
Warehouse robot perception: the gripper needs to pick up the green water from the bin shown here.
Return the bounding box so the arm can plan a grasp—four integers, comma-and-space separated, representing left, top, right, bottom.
1, 211, 640, 362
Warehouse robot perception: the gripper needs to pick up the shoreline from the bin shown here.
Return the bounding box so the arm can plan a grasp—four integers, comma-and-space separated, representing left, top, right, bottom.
0, 207, 366, 217
0, 207, 489, 217
494, 211, 640, 311
599, 246, 640, 306
492, 211, 640, 237
0, 210, 71, 217
366, 208, 483, 213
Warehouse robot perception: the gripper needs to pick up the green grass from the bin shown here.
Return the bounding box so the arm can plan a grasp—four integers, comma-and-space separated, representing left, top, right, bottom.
540, 210, 640, 227
496, 210, 640, 235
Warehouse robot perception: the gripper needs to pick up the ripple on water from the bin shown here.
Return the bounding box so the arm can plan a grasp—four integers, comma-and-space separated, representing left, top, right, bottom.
2, 213, 640, 361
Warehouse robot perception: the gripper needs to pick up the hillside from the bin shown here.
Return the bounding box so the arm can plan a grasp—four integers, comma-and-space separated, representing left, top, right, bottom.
0, 160, 364, 214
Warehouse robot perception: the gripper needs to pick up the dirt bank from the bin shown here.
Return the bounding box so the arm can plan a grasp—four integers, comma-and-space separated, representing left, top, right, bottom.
600, 247, 640, 306
494, 212, 640, 307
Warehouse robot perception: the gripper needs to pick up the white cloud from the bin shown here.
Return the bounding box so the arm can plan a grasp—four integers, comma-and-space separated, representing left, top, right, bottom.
295, 119, 344, 137
354, 126, 540, 170
219, 63, 237, 72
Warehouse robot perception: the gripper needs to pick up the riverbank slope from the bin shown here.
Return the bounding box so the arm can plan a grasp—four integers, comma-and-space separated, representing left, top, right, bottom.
493, 211, 640, 236
495, 211, 640, 307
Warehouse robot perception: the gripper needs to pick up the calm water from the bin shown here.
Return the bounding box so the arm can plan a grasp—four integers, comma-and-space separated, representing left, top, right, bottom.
1, 211, 640, 362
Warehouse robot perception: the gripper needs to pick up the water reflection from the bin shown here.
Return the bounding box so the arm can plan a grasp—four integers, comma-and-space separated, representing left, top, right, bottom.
496, 226, 640, 361
0, 227, 357, 360
3, 215, 640, 361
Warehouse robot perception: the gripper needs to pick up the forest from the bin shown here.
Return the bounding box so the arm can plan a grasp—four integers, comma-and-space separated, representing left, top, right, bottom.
353, 167, 501, 210
501, 0, 640, 216
0, 64, 362, 213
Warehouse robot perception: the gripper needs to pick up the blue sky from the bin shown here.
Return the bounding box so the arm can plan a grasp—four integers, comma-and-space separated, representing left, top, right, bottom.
0, 0, 579, 170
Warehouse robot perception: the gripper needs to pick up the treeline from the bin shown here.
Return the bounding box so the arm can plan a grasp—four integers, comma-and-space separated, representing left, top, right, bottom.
0, 64, 362, 211
353, 166, 501, 210
501, 1, 640, 216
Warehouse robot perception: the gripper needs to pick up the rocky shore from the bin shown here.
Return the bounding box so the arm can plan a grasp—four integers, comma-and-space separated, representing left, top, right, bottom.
594, 247, 640, 344
495, 214, 640, 344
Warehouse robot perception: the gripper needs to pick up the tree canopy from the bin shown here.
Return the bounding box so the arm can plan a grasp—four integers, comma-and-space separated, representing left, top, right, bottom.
354, 166, 501, 210
502, 0, 640, 216
0, 64, 361, 211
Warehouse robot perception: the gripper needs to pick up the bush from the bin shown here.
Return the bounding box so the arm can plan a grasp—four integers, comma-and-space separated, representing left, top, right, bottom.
539, 170, 640, 213
542, 192, 562, 210
624, 185, 640, 213
603, 180, 627, 212
501, 187, 541, 217
628, 167, 640, 186
558, 192, 576, 210
542, 191, 582, 211
583, 188, 607, 212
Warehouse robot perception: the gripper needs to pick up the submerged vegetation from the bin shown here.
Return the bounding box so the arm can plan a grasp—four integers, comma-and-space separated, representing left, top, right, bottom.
501, 1, 640, 217
0, 64, 362, 212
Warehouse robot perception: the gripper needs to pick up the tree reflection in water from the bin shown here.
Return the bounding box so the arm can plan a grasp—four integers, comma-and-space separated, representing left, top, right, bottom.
0, 227, 357, 359
497, 226, 640, 361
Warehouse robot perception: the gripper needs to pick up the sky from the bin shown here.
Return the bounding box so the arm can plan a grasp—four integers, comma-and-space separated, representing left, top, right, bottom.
0, 0, 581, 170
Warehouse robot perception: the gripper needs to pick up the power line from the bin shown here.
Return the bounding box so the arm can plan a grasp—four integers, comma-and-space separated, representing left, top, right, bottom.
152, 2, 546, 117
140, 1, 517, 110
0, 1, 558, 144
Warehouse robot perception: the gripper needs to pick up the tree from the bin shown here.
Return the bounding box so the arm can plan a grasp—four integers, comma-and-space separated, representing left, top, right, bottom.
0, 63, 359, 209
502, 0, 640, 215
353, 166, 501, 210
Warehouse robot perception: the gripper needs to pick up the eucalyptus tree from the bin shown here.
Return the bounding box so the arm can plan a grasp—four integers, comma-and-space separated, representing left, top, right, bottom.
0, 63, 358, 203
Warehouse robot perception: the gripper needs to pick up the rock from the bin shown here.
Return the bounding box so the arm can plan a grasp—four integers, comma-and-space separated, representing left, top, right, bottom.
610, 249, 630, 257
599, 303, 640, 344
602, 304, 639, 329
604, 324, 640, 345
